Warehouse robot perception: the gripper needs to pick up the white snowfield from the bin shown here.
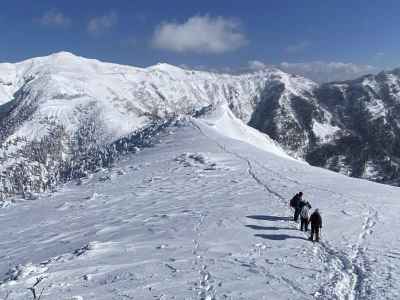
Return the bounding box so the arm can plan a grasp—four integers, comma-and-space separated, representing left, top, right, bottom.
1, 115, 400, 300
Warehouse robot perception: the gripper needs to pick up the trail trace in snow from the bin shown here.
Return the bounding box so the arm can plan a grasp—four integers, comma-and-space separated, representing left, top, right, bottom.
1, 116, 400, 299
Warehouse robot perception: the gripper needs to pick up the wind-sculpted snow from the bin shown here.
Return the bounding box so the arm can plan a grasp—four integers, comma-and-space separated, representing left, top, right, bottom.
1, 122, 400, 299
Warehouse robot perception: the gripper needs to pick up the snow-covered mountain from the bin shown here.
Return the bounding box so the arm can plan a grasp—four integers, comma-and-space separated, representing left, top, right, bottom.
2, 52, 400, 299
0, 52, 314, 199
251, 68, 400, 184
310, 71, 400, 183
0, 51, 312, 141
2, 51, 400, 200
243, 66, 400, 185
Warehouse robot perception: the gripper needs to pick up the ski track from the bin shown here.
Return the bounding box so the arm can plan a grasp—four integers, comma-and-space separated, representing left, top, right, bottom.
193, 120, 380, 300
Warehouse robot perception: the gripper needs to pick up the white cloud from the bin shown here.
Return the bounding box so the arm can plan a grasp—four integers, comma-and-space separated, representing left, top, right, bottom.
88, 12, 118, 35
37, 10, 71, 27
247, 60, 267, 70
152, 15, 247, 54
285, 41, 310, 53
279, 61, 378, 83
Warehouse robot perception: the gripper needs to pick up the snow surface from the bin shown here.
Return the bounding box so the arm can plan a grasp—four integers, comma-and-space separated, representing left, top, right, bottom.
384, 74, 400, 99
312, 120, 340, 143
365, 99, 386, 120
362, 161, 380, 180
1, 118, 400, 299
360, 77, 387, 120
362, 77, 381, 93
198, 104, 296, 161
0, 63, 17, 105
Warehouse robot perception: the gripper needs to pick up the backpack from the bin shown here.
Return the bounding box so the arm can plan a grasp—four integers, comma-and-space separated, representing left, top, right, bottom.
300, 206, 309, 219
289, 194, 298, 207
310, 211, 322, 227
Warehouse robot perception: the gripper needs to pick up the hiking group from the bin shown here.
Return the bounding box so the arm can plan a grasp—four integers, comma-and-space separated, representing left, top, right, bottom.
289, 192, 322, 242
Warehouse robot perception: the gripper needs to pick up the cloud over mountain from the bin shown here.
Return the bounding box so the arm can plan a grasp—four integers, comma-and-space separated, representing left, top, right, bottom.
152, 15, 247, 54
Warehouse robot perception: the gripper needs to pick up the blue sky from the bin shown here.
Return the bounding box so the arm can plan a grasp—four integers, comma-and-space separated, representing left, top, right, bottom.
0, 0, 398, 81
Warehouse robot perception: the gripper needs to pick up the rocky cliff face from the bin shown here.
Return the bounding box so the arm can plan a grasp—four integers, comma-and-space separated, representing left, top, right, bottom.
310, 71, 400, 183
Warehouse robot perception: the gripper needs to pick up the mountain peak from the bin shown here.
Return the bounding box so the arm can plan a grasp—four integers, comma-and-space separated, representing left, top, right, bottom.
148, 62, 186, 73
49, 51, 78, 58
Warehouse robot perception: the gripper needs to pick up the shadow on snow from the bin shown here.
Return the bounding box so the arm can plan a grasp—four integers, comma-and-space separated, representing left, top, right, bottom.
246, 215, 307, 241
246, 215, 292, 222
254, 234, 307, 241
245, 224, 296, 231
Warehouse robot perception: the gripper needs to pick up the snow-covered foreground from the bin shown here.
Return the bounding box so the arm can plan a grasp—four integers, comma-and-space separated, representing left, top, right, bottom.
1, 119, 400, 300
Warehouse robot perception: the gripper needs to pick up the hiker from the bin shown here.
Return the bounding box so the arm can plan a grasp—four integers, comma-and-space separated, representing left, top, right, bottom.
309, 209, 322, 242
300, 201, 311, 231
289, 192, 303, 221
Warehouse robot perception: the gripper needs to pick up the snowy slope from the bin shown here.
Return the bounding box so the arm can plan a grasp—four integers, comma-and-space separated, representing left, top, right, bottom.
0, 119, 399, 299
198, 104, 296, 161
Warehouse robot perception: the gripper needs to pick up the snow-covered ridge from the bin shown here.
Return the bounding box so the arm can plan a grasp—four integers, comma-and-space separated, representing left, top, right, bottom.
0, 51, 318, 199
0, 51, 317, 141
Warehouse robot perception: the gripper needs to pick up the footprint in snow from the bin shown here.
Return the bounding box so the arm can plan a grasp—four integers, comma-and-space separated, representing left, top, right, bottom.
156, 244, 168, 249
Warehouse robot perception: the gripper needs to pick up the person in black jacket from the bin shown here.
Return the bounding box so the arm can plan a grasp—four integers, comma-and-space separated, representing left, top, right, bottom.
309, 209, 322, 242
289, 192, 303, 222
